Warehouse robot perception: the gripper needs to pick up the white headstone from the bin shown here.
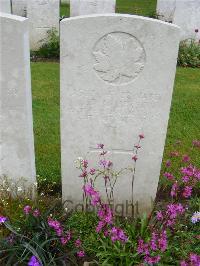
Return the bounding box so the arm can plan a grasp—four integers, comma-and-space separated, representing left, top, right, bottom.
27, 0, 59, 50
156, 0, 176, 22
60, 14, 180, 215
173, 0, 200, 41
0, 0, 11, 13
0, 13, 36, 184
70, 0, 115, 17
12, 0, 27, 17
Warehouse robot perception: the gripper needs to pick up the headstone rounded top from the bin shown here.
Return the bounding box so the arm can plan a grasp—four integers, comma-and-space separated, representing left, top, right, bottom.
0, 12, 27, 21
61, 13, 180, 30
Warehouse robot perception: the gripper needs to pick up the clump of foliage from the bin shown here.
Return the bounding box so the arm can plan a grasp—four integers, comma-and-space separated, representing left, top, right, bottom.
0, 138, 200, 265
0, 202, 85, 265
31, 28, 59, 60
178, 39, 200, 68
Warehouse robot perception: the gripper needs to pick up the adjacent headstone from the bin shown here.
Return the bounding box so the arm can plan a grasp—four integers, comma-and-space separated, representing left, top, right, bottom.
27, 0, 59, 50
156, 0, 176, 22
0, 0, 11, 13
0, 13, 36, 184
70, 0, 115, 17
173, 0, 200, 41
60, 14, 180, 215
12, 0, 27, 17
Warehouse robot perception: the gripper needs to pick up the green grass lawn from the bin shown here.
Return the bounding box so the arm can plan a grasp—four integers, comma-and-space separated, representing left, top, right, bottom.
31, 63, 200, 184
60, 0, 157, 17
31, 63, 60, 183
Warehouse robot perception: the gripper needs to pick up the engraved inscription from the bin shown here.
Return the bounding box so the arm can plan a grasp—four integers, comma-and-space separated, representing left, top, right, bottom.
93, 32, 146, 85
35, 0, 48, 5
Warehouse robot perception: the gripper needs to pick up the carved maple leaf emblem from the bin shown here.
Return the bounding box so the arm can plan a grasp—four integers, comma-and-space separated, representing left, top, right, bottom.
93, 33, 145, 85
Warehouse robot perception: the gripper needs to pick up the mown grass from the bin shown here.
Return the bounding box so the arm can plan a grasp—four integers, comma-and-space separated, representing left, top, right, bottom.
116, 0, 157, 17
31, 63, 60, 183
60, 0, 157, 17
31, 63, 200, 184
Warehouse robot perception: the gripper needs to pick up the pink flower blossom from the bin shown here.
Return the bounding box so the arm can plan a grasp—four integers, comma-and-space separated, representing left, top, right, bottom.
82, 160, 88, 168
139, 134, 144, 139
166, 160, 171, 167
132, 155, 138, 161
171, 182, 178, 197
182, 186, 192, 198
97, 143, 104, 149
170, 151, 179, 157
182, 176, 190, 183
79, 170, 87, 178
144, 255, 161, 264
110, 227, 128, 243
33, 209, 40, 217
28, 256, 41, 266
23, 205, 32, 215
182, 155, 190, 163
75, 239, 82, 247
134, 144, 141, 149
96, 221, 105, 233
77, 250, 85, 257
164, 172, 174, 180
100, 150, 107, 155
181, 165, 194, 177
48, 217, 63, 236
180, 261, 188, 266
0, 216, 7, 224
89, 168, 96, 175
61, 231, 71, 245
193, 140, 200, 148
99, 159, 113, 168
156, 211, 163, 221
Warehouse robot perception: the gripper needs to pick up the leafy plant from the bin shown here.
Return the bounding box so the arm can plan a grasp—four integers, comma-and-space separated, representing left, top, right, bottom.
31, 28, 59, 60
178, 40, 200, 68
0, 202, 84, 265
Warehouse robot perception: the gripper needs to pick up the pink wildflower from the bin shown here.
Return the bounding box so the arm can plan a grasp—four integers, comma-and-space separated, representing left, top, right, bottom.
0, 216, 7, 224
23, 205, 32, 215
139, 134, 144, 139
89, 168, 96, 175
182, 176, 190, 183
182, 186, 192, 198
166, 160, 171, 167
33, 209, 40, 217
193, 140, 200, 148
77, 250, 85, 257
132, 155, 138, 161
75, 239, 82, 247
164, 172, 174, 180
96, 221, 105, 233
156, 211, 163, 221
170, 151, 179, 157
170, 182, 178, 197
97, 144, 104, 149
79, 170, 87, 178
182, 155, 190, 163
82, 160, 88, 168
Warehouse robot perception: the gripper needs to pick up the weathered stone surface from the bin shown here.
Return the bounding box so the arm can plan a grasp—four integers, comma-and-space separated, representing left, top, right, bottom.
27, 0, 59, 50
12, 0, 27, 17
0, 13, 36, 184
70, 0, 115, 17
60, 14, 180, 215
0, 0, 11, 13
173, 0, 200, 41
156, 0, 176, 22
